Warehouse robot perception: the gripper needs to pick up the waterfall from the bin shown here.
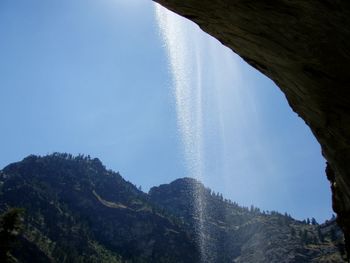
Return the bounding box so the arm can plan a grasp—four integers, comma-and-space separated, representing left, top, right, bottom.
155, 3, 257, 262
154, 2, 332, 259
155, 4, 207, 261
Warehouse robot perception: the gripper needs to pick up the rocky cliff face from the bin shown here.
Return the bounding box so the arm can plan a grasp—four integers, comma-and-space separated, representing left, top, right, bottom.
153, 0, 350, 253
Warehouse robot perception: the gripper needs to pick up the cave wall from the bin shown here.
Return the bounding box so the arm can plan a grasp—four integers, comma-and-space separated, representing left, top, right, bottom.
153, 0, 350, 254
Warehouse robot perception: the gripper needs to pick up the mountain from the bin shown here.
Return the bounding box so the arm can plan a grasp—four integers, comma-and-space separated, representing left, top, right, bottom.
0, 154, 199, 263
150, 178, 347, 262
0, 154, 347, 262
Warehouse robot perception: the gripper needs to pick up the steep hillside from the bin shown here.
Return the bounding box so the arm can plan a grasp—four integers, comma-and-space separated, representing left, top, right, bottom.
0, 154, 199, 263
0, 154, 347, 262
150, 178, 347, 262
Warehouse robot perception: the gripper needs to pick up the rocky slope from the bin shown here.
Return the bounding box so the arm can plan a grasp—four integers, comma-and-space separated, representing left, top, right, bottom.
150, 178, 346, 263
0, 154, 347, 262
153, 0, 350, 251
0, 154, 199, 263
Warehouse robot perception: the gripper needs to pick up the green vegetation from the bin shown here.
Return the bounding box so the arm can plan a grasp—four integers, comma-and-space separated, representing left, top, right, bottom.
0, 153, 347, 262
0, 208, 24, 262
149, 178, 347, 262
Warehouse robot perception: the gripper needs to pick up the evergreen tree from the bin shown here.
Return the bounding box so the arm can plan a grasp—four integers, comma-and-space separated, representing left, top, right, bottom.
330, 227, 337, 241
0, 208, 25, 263
317, 227, 324, 242
302, 229, 309, 244
291, 227, 296, 237
311, 217, 318, 225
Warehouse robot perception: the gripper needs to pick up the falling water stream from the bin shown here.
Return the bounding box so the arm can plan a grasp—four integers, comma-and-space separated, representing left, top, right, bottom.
155, 6, 206, 260
154, 2, 330, 262
155, 5, 243, 262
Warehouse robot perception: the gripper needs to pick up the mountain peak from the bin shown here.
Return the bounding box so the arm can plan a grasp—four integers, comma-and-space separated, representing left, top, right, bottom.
0, 154, 346, 263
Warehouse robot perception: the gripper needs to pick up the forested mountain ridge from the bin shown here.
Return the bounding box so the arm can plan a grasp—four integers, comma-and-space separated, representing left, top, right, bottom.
150, 178, 347, 262
0, 153, 198, 263
0, 154, 347, 262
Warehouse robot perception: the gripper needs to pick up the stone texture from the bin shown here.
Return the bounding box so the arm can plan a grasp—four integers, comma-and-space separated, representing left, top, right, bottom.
153, 0, 350, 255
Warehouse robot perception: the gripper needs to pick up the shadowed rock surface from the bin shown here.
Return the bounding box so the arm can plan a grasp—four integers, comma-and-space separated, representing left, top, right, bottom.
153, 0, 350, 253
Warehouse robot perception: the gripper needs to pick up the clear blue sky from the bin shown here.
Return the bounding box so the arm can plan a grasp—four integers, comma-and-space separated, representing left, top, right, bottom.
0, 0, 332, 222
